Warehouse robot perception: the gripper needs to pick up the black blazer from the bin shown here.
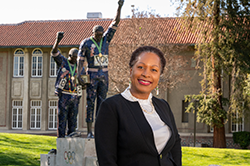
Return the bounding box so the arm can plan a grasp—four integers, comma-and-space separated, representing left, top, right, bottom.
95, 94, 182, 166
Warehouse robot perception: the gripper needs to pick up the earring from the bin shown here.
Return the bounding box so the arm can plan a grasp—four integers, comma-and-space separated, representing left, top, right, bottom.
156, 86, 159, 96
128, 78, 131, 89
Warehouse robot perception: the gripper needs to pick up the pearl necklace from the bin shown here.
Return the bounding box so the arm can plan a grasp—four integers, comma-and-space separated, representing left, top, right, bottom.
129, 90, 155, 114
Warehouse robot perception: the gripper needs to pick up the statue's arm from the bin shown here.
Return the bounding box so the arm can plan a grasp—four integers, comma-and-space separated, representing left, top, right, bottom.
77, 57, 85, 78
52, 32, 64, 54
112, 0, 124, 26
77, 44, 87, 86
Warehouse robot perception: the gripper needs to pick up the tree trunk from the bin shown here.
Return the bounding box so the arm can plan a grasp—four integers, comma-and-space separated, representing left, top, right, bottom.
212, 71, 227, 148
211, 65, 227, 148
211, 0, 227, 148
213, 118, 226, 148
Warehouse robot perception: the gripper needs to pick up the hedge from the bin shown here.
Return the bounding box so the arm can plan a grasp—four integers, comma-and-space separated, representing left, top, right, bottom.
233, 131, 250, 149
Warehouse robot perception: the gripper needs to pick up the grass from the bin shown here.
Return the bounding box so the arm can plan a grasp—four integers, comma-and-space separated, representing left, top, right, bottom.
182, 147, 250, 166
0, 133, 56, 166
0, 133, 250, 166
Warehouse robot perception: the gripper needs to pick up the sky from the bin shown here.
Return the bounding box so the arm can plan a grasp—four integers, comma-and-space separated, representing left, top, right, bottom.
0, 0, 179, 24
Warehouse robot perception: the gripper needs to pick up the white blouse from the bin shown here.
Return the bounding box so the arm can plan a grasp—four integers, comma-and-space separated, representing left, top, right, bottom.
121, 87, 171, 154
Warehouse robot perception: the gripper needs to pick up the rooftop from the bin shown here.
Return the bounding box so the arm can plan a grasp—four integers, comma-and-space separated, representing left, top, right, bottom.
0, 18, 199, 48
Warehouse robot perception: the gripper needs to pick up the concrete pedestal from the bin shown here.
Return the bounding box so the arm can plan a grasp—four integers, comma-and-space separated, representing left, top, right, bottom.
40, 138, 98, 166
56, 138, 97, 166
40, 154, 56, 166
85, 157, 98, 166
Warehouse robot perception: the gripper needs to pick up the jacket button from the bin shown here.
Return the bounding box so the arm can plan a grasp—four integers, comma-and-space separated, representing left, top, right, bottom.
160, 154, 162, 159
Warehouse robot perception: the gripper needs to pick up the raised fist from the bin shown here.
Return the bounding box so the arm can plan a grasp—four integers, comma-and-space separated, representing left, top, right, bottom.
118, 0, 124, 7
56, 31, 64, 41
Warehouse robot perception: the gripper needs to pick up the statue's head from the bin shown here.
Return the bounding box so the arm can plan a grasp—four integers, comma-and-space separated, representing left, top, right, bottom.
68, 48, 78, 64
92, 25, 104, 42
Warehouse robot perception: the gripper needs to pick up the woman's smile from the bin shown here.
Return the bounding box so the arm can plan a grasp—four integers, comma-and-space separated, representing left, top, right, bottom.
138, 79, 152, 86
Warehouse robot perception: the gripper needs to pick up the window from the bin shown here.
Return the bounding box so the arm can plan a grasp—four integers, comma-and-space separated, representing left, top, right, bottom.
31, 48, 43, 77
48, 100, 57, 130
13, 49, 24, 77
190, 58, 196, 68
231, 111, 244, 132
12, 100, 23, 129
182, 100, 189, 123
30, 100, 41, 129
50, 56, 58, 77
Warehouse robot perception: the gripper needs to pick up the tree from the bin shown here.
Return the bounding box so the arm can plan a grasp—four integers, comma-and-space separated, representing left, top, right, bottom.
108, 8, 190, 96
177, 0, 250, 148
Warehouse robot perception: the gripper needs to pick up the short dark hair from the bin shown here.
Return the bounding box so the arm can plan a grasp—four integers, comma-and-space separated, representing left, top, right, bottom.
68, 48, 78, 57
129, 46, 166, 74
93, 25, 104, 33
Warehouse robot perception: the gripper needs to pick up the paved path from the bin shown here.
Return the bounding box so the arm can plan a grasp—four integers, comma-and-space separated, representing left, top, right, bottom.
0, 129, 88, 138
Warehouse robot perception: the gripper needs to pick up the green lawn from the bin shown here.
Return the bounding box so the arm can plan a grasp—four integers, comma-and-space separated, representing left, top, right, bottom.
0, 133, 249, 166
0, 133, 56, 166
182, 147, 250, 166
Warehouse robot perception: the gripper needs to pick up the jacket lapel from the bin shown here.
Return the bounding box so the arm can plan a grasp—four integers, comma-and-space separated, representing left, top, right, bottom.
126, 100, 158, 154
152, 98, 175, 154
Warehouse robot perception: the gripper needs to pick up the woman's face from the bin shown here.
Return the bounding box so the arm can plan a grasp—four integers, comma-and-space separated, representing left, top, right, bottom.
130, 51, 161, 99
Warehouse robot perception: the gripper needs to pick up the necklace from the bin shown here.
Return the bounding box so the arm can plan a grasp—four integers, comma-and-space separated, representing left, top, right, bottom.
129, 90, 155, 114
90, 36, 103, 57
67, 60, 77, 93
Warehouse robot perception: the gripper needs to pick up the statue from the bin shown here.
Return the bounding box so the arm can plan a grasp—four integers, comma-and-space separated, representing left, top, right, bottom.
78, 0, 124, 138
51, 32, 85, 138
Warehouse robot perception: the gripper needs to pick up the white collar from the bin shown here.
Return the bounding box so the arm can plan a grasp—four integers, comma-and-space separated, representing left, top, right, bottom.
121, 87, 152, 103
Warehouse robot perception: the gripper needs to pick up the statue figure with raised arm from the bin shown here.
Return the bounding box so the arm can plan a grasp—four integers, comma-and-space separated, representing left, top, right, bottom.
78, 0, 124, 138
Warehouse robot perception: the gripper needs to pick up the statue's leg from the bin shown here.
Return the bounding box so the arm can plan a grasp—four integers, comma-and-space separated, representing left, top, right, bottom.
87, 122, 94, 138
86, 72, 98, 138
96, 72, 109, 117
67, 96, 80, 136
57, 94, 69, 138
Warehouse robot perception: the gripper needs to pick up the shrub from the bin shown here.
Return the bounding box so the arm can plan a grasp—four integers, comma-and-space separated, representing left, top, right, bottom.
233, 131, 250, 149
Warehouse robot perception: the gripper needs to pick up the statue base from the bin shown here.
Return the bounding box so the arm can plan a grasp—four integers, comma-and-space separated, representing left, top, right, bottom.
40, 138, 98, 166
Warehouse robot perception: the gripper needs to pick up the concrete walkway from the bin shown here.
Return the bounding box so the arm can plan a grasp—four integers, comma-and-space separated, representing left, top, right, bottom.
0, 129, 88, 138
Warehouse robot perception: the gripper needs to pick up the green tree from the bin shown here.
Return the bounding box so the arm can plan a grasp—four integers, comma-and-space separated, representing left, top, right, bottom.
177, 0, 250, 148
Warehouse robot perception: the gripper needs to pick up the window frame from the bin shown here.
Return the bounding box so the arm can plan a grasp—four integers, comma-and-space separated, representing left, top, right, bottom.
12, 100, 23, 129
50, 55, 58, 77
182, 100, 189, 123
48, 100, 57, 130
13, 49, 24, 77
30, 100, 42, 129
231, 110, 244, 132
31, 48, 43, 77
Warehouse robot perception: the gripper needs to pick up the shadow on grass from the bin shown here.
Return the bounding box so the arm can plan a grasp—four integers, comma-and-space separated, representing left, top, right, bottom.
0, 152, 40, 166
0, 134, 56, 166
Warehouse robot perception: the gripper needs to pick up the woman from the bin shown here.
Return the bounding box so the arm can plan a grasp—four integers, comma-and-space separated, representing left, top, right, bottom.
95, 46, 182, 166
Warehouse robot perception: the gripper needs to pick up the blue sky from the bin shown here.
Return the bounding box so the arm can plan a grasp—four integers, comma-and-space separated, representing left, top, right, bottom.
0, 0, 179, 24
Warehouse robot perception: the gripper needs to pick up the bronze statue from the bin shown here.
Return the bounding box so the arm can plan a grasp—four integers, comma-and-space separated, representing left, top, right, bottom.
78, 0, 124, 138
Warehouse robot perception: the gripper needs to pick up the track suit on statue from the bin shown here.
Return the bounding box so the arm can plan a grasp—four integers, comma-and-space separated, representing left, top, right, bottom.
52, 51, 85, 138
78, 23, 117, 122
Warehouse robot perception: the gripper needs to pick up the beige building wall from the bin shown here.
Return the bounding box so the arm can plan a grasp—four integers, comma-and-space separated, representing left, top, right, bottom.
0, 51, 11, 129
165, 50, 208, 133
0, 46, 249, 135
0, 47, 87, 132
169, 69, 207, 133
